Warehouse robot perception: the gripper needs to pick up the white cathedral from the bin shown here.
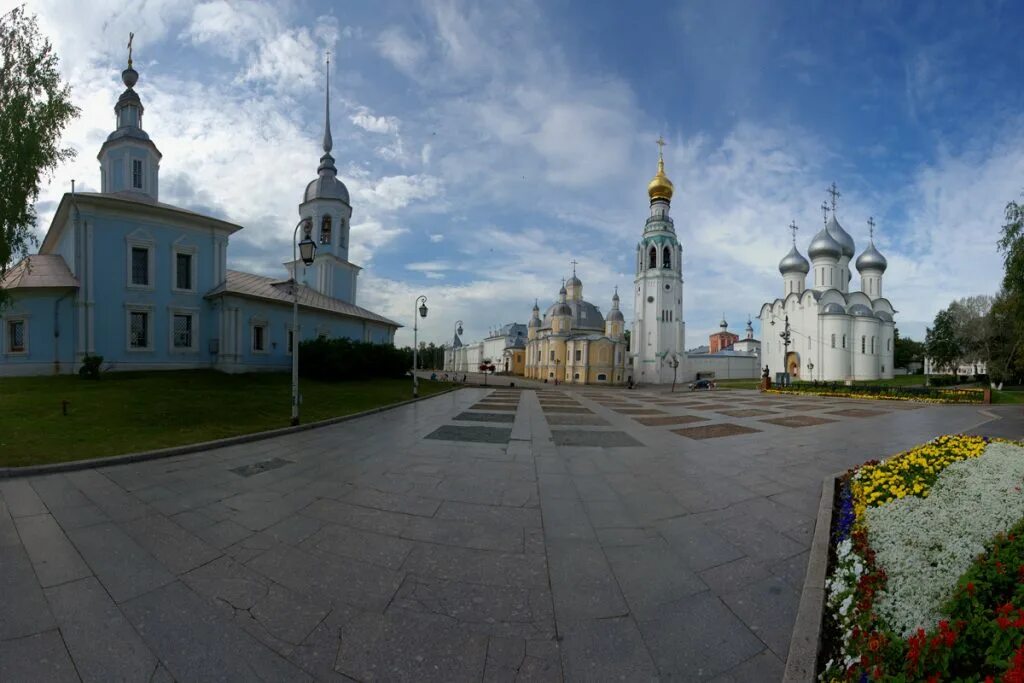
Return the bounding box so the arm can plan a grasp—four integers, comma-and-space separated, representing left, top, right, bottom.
758, 187, 895, 382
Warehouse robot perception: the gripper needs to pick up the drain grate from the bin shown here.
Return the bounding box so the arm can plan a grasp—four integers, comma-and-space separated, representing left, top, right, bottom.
230, 457, 293, 477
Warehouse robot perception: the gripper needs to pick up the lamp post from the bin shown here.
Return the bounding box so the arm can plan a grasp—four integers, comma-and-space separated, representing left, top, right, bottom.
778, 314, 792, 386
291, 218, 316, 426
667, 354, 680, 393
413, 296, 428, 397
807, 360, 815, 382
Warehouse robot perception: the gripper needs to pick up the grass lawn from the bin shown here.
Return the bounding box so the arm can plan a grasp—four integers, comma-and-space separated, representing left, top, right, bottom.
0, 371, 453, 468
993, 387, 1024, 404
712, 378, 761, 390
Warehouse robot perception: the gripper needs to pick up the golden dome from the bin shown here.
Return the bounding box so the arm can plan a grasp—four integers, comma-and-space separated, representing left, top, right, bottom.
647, 154, 674, 202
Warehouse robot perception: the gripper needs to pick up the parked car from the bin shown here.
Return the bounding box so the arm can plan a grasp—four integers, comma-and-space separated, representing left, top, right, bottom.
688, 379, 716, 391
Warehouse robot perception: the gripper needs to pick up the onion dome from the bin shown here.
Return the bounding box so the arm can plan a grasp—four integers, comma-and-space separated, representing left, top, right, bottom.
826, 215, 855, 258
528, 316, 540, 328
855, 242, 888, 272
808, 227, 842, 261
559, 283, 567, 298
607, 308, 624, 322
304, 55, 350, 205
848, 303, 873, 317
552, 302, 572, 317
778, 245, 810, 275
647, 150, 674, 202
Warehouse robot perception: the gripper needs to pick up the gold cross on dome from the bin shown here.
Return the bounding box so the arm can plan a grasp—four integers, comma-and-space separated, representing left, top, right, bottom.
127, 32, 134, 67
570, 258, 578, 276
656, 136, 666, 159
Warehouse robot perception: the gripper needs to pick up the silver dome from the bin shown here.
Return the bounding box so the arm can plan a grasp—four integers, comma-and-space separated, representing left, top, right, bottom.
826, 215, 855, 258
808, 227, 842, 261
848, 303, 873, 317
304, 174, 350, 204
778, 245, 810, 275
821, 302, 847, 315
855, 242, 888, 272
607, 308, 624, 322
528, 316, 541, 328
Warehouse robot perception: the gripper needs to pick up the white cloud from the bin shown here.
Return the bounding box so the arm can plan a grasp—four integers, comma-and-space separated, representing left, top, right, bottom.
350, 107, 399, 134
182, 1, 281, 58
375, 25, 426, 76
429, 233, 444, 243
357, 175, 444, 211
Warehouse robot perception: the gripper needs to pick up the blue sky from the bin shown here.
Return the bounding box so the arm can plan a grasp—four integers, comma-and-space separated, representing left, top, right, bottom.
15, 0, 1024, 347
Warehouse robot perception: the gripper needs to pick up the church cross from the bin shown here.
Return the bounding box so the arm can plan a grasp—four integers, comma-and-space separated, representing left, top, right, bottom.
570, 258, 578, 276
820, 201, 830, 226
827, 182, 841, 212
867, 216, 875, 242
788, 220, 799, 245
656, 136, 666, 159
127, 32, 134, 67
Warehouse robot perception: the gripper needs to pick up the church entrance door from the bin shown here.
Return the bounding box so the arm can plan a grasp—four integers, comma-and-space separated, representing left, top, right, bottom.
786, 351, 801, 379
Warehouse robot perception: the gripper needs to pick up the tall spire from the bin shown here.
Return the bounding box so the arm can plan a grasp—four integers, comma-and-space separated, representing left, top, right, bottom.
323, 51, 333, 154
647, 136, 674, 202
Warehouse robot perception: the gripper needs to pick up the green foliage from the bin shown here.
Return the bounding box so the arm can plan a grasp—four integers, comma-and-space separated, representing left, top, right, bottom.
894, 328, 926, 369
77, 354, 102, 379
1000, 198, 1024, 298
0, 5, 79, 305
299, 338, 410, 381
772, 381, 984, 403
925, 307, 963, 374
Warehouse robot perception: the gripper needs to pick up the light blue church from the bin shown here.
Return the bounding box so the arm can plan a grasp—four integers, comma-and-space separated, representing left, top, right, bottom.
0, 53, 399, 377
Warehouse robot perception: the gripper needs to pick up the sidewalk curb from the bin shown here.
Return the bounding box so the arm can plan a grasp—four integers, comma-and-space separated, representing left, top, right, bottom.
783, 471, 843, 682
0, 386, 465, 480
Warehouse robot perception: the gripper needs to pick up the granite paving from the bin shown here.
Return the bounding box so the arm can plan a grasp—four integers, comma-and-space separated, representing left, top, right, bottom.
0, 386, 1006, 681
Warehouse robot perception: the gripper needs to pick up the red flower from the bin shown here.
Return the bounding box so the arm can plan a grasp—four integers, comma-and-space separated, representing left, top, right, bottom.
999, 616, 1012, 630
967, 581, 976, 595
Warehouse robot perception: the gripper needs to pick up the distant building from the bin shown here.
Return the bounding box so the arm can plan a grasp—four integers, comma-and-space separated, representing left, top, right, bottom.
445, 322, 528, 375
709, 316, 739, 353
732, 318, 761, 357
924, 358, 987, 376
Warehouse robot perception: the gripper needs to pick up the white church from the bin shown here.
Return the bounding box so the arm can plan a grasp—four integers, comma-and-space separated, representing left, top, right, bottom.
758, 187, 895, 382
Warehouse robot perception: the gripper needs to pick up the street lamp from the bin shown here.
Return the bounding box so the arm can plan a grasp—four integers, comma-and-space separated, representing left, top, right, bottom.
291, 218, 316, 426
807, 360, 815, 382
413, 295, 428, 398
667, 354, 680, 393
778, 314, 792, 386
452, 320, 463, 372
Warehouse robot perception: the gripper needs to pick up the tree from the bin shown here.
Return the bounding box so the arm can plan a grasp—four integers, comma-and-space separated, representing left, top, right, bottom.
0, 6, 79, 306
893, 328, 925, 370
925, 307, 960, 373
991, 195, 1024, 384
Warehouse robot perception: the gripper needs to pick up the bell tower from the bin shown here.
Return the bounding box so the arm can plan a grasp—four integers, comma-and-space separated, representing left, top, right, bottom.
631, 138, 685, 384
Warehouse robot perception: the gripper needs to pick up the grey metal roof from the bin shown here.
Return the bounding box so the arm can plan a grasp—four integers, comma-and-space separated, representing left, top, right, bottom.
821, 302, 847, 315
875, 310, 893, 322
205, 270, 400, 327
779, 244, 810, 274
826, 215, 856, 258
855, 242, 888, 272
607, 308, 624, 322
304, 171, 350, 204
543, 298, 605, 331
74, 192, 243, 233
848, 303, 874, 317
1, 255, 79, 289
808, 227, 842, 260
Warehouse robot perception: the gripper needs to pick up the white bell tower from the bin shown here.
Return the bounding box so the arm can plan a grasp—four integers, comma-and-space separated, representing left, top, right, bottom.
631, 138, 685, 384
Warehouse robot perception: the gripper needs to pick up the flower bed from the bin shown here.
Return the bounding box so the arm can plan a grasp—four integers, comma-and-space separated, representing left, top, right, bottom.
820, 435, 1024, 681
766, 383, 985, 404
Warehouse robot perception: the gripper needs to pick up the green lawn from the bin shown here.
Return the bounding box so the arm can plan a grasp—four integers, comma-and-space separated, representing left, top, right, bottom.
0, 371, 453, 467
993, 387, 1024, 404
712, 378, 761, 390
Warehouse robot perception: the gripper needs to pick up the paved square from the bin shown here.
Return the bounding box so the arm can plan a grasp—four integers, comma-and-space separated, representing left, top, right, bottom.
453, 412, 517, 423
613, 408, 666, 415
760, 415, 839, 428
716, 408, 777, 418
549, 429, 643, 447
0, 387, 1006, 681
671, 423, 762, 439
828, 408, 889, 417
633, 415, 710, 427
424, 425, 512, 443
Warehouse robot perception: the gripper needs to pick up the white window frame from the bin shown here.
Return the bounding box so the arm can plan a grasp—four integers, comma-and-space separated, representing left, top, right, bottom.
126, 236, 155, 290
251, 319, 269, 354
168, 308, 199, 353
125, 304, 155, 352
3, 314, 29, 356
171, 244, 198, 294
132, 158, 144, 190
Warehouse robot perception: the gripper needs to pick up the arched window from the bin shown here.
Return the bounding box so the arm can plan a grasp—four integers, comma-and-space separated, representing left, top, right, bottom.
663, 246, 671, 269
831, 333, 836, 349
861, 336, 866, 354
842, 334, 847, 349
320, 215, 332, 245
649, 247, 657, 269
871, 336, 875, 354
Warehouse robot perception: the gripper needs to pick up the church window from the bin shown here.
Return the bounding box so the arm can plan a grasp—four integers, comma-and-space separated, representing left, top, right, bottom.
129, 311, 149, 349
831, 333, 836, 349
871, 336, 875, 354
287, 329, 294, 355
131, 247, 149, 286
252, 324, 267, 353
842, 334, 847, 349
663, 246, 671, 269
861, 336, 866, 354
132, 159, 143, 189
6, 319, 26, 353
175, 252, 193, 291
573, 373, 580, 380
616, 350, 621, 364
887, 338, 891, 351
320, 216, 332, 245
649, 247, 657, 269
172, 314, 194, 349
597, 373, 607, 381
549, 350, 555, 361
575, 349, 582, 361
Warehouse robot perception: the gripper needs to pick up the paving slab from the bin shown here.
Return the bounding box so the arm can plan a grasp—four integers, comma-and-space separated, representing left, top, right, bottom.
672, 423, 763, 440
14, 513, 92, 587
634, 414, 709, 426
549, 429, 643, 447
425, 425, 512, 443
0, 630, 78, 682
453, 411, 517, 423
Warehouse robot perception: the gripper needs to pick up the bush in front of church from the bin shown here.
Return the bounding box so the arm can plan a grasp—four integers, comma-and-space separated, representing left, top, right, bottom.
298, 338, 409, 381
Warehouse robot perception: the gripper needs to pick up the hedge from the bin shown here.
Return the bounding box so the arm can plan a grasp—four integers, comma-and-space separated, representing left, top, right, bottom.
298, 338, 411, 381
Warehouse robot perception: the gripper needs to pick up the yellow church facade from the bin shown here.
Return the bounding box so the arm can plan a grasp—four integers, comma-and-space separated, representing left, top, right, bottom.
523, 274, 628, 385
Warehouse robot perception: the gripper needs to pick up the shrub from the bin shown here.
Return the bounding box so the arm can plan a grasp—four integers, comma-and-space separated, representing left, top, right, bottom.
78, 355, 103, 380
768, 382, 984, 403
928, 374, 959, 387
297, 338, 409, 381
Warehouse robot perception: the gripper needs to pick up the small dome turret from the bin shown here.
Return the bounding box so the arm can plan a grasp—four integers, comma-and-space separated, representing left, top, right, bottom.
779, 245, 810, 275
808, 227, 842, 261
856, 242, 888, 273
647, 139, 674, 202
303, 53, 350, 205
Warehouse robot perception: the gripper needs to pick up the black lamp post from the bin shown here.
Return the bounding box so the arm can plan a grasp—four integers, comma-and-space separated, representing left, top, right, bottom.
413, 296, 428, 397
779, 314, 792, 386
290, 218, 316, 426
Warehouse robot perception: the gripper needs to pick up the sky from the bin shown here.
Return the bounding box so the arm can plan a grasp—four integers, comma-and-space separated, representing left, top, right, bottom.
10, 0, 1024, 348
